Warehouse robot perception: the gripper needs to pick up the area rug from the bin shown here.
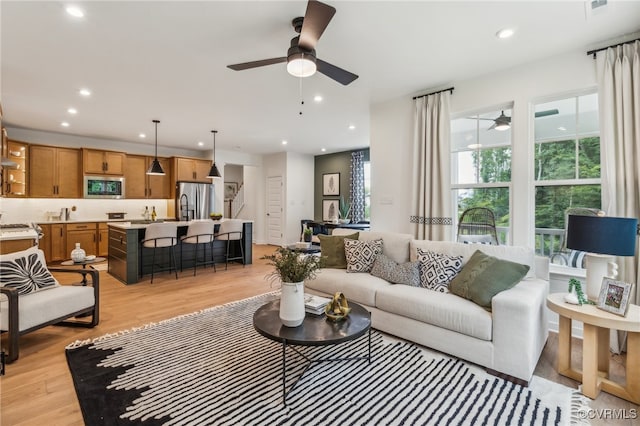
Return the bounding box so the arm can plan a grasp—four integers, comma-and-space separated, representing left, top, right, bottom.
66, 292, 589, 426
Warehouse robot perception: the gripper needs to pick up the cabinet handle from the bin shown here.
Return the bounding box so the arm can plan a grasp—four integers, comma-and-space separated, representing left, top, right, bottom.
105, 162, 108, 171
148, 188, 152, 197
60, 228, 63, 237
93, 234, 96, 242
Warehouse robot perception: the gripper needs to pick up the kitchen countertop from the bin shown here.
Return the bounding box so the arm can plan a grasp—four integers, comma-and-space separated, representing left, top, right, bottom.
107, 218, 253, 230
37, 218, 174, 224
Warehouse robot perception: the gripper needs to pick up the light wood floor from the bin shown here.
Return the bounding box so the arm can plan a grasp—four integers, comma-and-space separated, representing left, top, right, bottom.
1, 244, 638, 426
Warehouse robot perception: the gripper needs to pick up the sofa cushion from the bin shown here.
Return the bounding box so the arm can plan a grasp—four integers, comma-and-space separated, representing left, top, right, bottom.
376, 284, 492, 341
370, 253, 420, 287
449, 249, 530, 311
0, 246, 59, 295
345, 239, 383, 273
318, 232, 359, 269
0, 285, 95, 332
410, 240, 536, 279
416, 248, 463, 292
305, 268, 390, 307
359, 232, 413, 264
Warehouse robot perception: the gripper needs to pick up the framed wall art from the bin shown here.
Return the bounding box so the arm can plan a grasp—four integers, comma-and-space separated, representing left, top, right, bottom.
323, 173, 340, 196
323, 199, 339, 221
224, 182, 238, 200
597, 278, 633, 316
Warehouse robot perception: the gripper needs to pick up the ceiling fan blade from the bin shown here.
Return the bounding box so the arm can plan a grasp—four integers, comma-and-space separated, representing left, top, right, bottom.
487, 122, 497, 131
227, 57, 287, 71
298, 0, 336, 51
316, 58, 358, 85
535, 108, 559, 118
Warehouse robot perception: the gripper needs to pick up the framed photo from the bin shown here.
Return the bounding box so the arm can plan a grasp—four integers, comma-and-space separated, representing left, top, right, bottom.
323, 173, 340, 196
597, 278, 633, 316
322, 199, 339, 221
224, 182, 238, 200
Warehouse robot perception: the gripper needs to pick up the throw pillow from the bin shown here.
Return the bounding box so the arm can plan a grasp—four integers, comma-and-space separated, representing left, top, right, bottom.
449, 249, 530, 311
318, 232, 359, 269
416, 248, 463, 292
344, 238, 383, 273
0, 246, 59, 295
370, 253, 420, 286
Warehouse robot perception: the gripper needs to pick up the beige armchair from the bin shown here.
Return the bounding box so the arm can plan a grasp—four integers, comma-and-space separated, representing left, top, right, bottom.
0, 246, 99, 363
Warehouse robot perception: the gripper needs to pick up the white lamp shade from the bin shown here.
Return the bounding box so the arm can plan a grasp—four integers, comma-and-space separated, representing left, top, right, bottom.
287, 56, 316, 77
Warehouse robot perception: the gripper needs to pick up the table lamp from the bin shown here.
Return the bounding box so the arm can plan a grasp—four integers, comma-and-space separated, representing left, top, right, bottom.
566, 215, 638, 301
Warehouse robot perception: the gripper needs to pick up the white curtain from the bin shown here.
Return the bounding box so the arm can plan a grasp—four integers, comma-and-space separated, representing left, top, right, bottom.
598, 41, 640, 353
410, 92, 452, 240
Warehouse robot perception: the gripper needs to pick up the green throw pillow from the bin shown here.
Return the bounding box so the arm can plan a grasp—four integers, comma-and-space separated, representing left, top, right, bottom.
449, 249, 530, 311
318, 232, 359, 269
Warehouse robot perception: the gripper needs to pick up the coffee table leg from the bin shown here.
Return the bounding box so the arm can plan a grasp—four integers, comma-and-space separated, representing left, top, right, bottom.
368, 327, 371, 364
282, 340, 287, 405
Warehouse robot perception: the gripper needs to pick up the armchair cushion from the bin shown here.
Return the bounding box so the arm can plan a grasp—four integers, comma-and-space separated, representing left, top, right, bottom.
0, 246, 59, 295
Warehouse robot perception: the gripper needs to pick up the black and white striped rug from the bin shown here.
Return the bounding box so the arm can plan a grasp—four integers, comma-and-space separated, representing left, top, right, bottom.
66, 292, 588, 426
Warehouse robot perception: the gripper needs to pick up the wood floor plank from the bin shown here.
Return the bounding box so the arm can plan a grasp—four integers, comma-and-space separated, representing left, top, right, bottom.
1, 244, 637, 425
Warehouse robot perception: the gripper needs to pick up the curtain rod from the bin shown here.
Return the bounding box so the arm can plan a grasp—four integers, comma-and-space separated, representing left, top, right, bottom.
412, 87, 454, 100
587, 38, 640, 58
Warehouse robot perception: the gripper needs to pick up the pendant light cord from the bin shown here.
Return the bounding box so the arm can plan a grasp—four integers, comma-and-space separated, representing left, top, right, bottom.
212, 130, 217, 162
153, 119, 160, 159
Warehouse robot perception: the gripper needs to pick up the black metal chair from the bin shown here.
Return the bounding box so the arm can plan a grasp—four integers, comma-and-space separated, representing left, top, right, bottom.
214, 220, 245, 270
456, 207, 499, 245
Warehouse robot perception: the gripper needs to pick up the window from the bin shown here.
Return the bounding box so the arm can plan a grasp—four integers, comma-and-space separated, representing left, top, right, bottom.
533, 92, 601, 260
363, 161, 371, 220
451, 108, 512, 243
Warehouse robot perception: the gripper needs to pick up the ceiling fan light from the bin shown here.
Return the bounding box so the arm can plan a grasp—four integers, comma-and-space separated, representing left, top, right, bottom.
147, 158, 165, 175
287, 55, 317, 78
494, 122, 510, 131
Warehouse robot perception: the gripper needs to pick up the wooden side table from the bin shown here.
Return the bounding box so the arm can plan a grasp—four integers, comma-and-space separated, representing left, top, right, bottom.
546, 293, 640, 403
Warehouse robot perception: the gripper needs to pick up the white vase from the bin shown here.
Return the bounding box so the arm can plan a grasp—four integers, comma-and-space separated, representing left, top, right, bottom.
279, 281, 305, 327
70, 243, 86, 262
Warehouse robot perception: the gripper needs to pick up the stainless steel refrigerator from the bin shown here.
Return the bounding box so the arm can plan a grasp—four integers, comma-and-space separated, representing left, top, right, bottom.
176, 181, 215, 221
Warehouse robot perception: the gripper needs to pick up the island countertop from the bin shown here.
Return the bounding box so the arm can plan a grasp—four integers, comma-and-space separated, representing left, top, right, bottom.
107, 219, 253, 230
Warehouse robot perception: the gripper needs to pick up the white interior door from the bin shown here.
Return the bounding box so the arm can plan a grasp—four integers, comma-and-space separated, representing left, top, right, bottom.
266, 176, 283, 246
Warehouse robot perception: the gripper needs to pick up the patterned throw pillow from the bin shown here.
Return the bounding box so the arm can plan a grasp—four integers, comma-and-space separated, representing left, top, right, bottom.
344, 239, 383, 273
0, 246, 59, 295
370, 253, 420, 286
416, 248, 463, 292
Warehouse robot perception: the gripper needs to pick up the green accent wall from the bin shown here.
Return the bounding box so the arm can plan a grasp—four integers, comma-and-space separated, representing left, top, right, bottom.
314, 149, 369, 221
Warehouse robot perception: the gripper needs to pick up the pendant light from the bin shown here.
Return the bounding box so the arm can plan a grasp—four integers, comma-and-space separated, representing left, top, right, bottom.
208, 129, 221, 178
147, 119, 165, 175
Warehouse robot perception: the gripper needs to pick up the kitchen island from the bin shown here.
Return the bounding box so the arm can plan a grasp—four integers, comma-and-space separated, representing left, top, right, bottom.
107, 220, 253, 284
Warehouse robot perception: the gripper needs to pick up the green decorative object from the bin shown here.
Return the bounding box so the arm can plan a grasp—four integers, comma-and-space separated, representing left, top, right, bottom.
325, 292, 351, 322
568, 278, 594, 306
261, 247, 323, 284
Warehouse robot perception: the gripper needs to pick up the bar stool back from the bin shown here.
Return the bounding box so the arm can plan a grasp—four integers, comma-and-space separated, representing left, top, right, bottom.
180, 220, 216, 275
141, 222, 178, 283
215, 219, 244, 270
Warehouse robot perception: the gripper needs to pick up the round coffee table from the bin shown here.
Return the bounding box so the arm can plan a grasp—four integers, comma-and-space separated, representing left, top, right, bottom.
60, 257, 106, 285
253, 298, 371, 404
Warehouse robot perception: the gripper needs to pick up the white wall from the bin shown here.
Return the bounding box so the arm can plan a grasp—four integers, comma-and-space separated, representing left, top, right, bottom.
369, 49, 598, 244
285, 152, 315, 245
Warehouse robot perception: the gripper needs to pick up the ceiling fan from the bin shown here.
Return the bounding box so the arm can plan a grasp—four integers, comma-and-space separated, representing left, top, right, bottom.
227, 0, 358, 86
472, 109, 559, 131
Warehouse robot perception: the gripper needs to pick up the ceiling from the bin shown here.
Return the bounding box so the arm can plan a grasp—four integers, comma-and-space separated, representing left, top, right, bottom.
2, 1, 639, 156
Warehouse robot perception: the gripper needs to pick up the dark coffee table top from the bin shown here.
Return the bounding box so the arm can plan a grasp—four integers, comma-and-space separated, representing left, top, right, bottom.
253, 299, 371, 346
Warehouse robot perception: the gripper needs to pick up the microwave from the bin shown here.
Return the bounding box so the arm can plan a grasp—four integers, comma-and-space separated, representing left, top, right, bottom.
84, 176, 125, 199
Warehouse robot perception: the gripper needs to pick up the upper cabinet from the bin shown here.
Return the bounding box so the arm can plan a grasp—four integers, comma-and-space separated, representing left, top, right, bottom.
83, 148, 125, 175
30, 145, 81, 198
5, 140, 29, 197
173, 157, 212, 183
124, 155, 172, 199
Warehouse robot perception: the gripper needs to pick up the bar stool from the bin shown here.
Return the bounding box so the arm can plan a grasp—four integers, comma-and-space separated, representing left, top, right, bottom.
141, 223, 178, 283
180, 220, 216, 276
214, 219, 244, 270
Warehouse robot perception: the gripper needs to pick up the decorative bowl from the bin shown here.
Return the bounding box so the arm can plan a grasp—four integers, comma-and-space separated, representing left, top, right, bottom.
324, 292, 351, 322
210, 214, 223, 221
338, 219, 351, 224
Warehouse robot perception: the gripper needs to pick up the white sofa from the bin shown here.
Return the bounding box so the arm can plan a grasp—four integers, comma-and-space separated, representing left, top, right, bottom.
306, 231, 549, 385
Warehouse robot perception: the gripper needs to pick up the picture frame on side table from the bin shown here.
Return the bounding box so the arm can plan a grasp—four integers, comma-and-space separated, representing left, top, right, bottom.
323, 199, 339, 222
597, 278, 633, 316
224, 182, 238, 200
323, 173, 340, 196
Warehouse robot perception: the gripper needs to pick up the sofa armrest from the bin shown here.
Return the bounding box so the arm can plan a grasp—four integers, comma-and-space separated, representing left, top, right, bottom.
491, 278, 549, 382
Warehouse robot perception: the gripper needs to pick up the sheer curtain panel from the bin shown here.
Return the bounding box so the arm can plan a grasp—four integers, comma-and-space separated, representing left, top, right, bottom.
598, 40, 640, 353
410, 91, 452, 240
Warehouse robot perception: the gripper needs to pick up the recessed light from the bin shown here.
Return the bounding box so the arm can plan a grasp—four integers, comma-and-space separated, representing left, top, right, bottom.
348, 124, 355, 130
67, 107, 77, 114
79, 88, 91, 97
496, 28, 515, 39
61, 122, 70, 127
314, 95, 323, 102
321, 148, 326, 152
66, 6, 84, 18
139, 133, 146, 138
198, 141, 204, 147
282, 140, 288, 145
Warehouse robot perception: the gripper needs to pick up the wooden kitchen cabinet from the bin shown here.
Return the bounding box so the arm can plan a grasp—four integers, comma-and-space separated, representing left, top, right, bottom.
173, 157, 212, 183
125, 155, 171, 199
83, 148, 125, 175
98, 222, 109, 256
29, 145, 81, 198
5, 140, 28, 197
66, 222, 97, 257
39, 223, 67, 262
